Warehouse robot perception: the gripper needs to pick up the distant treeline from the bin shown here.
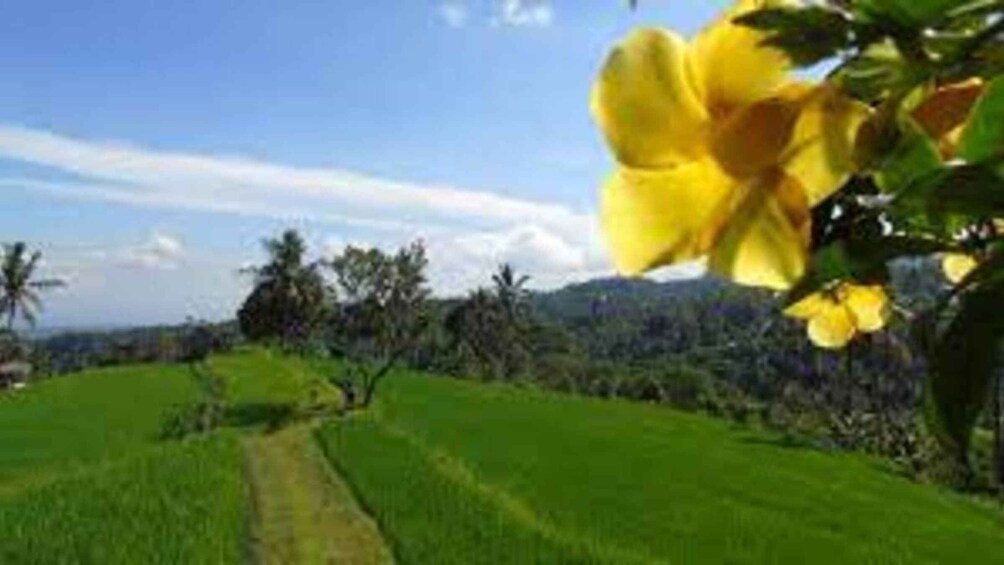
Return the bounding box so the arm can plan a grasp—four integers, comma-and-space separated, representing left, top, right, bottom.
32, 321, 240, 374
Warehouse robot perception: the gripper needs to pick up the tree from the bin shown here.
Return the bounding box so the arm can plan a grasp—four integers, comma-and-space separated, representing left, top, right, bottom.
445, 264, 533, 380
326, 241, 430, 410
237, 230, 328, 347
0, 242, 64, 331
445, 288, 507, 378
492, 263, 531, 322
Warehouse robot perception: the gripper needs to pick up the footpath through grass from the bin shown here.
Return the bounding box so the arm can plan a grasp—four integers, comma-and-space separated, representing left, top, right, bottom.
244, 424, 393, 564
318, 372, 1004, 564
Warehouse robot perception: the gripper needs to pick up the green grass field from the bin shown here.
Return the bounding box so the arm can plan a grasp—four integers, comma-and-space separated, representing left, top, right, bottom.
5, 349, 1004, 563
0, 348, 385, 564
318, 372, 1004, 564
0, 436, 246, 564
0, 361, 249, 564
0, 362, 196, 486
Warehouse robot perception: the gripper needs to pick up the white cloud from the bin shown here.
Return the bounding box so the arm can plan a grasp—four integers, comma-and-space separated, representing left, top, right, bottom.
438, 1, 469, 28
423, 223, 612, 296
492, 0, 554, 28
32, 237, 248, 327
0, 126, 585, 239
0, 125, 706, 325
120, 233, 185, 270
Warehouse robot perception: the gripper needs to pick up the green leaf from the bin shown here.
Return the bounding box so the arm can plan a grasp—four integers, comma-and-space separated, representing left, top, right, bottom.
856, 0, 970, 26
875, 118, 944, 194
959, 75, 1004, 163
924, 286, 1004, 456
834, 53, 908, 102
734, 6, 853, 67
893, 162, 1004, 226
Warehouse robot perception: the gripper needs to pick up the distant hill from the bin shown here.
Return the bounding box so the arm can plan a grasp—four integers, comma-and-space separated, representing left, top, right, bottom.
531, 276, 731, 322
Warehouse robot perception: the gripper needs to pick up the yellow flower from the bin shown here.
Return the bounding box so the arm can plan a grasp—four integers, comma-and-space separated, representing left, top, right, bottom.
592, 0, 869, 290
785, 284, 891, 349
941, 253, 979, 284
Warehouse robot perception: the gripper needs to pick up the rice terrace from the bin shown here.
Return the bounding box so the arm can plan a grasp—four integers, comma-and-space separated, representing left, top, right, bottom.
2, 348, 1003, 563
3, 0, 1004, 563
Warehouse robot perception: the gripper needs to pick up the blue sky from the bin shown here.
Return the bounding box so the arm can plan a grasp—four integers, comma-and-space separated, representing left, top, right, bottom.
0, 0, 719, 327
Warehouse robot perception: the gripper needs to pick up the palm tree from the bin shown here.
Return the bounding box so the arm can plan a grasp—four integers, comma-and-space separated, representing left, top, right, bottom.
0, 243, 65, 331
491, 263, 530, 322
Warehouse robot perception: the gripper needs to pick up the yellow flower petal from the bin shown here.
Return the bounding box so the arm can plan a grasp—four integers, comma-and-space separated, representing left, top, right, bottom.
601, 159, 735, 275
784, 291, 834, 320
807, 303, 857, 349
942, 253, 978, 284
840, 284, 890, 333
691, 0, 790, 114
708, 169, 810, 290
709, 93, 802, 178
782, 85, 871, 206
591, 28, 708, 168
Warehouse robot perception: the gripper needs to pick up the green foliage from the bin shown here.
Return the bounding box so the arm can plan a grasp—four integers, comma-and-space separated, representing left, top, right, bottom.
736, 6, 855, 66
737, 0, 1004, 468
925, 287, 1004, 459
855, 0, 971, 26
160, 364, 229, 439
325, 241, 431, 409
444, 264, 534, 381
959, 75, 1004, 162
318, 373, 1004, 563
238, 229, 329, 346
0, 242, 64, 332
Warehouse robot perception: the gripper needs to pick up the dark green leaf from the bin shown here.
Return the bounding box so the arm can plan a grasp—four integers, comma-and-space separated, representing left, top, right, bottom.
893, 161, 1004, 225
735, 6, 854, 66
959, 75, 1004, 163
924, 285, 1004, 456
856, 0, 970, 26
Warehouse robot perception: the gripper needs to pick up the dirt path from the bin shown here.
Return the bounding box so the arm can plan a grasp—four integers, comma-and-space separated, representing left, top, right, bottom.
243, 424, 394, 565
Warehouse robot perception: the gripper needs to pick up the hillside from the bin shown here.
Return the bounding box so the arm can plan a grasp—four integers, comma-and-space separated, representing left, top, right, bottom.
320, 372, 1004, 563
3, 350, 1003, 563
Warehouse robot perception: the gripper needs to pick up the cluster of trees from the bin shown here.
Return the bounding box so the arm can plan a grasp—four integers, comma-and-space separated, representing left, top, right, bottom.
236, 229, 989, 489
238, 230, 430, 411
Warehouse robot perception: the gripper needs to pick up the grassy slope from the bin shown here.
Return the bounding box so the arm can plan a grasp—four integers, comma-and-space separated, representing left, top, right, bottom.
0, 363, 196, 485
0, 349, 389, 565
0, 361, 247, 563
0, 436, 246, 564
319, 373, 1004, 564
